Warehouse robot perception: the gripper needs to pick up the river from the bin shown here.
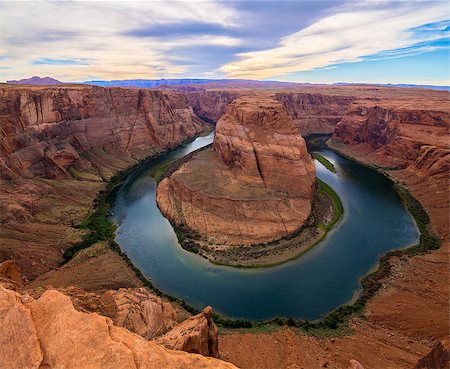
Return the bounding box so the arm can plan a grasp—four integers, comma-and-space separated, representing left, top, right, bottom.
111, 132, 419, 320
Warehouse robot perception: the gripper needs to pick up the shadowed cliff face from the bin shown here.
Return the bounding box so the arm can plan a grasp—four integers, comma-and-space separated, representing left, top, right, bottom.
185, 90, 240, 123
157, 96, 316, 246
274, 92, 355, 135
184, 90, 355, 135
0, 85, 205, 180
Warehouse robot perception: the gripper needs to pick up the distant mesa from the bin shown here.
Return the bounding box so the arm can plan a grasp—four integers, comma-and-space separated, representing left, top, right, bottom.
6, 76, 63, 85
157, 95, 316, 246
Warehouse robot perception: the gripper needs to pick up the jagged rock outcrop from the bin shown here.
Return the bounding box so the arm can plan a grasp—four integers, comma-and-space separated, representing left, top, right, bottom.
348, 359, 365, 369
158, 306, 220, 358
53, 286, 180, 340
0, 286, 237, 369
275, 92, 355, 135
0, 260, 23, 290
331, 104, 450, 239
0, 85, 205, 180
413, 340, 450, 369
157, 95, 316, 245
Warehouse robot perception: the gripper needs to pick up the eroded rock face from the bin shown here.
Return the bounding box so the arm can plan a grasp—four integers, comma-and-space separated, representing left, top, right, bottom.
53, 286, 179, 340
0, 260, 23, 289
213, 96, 315, 196
0, 85, 205, 180
0, 286, 237, 369
0, 85, 206, 279
186, 90, 240, 123
157, 96, 315, 245
158, 306, 219, 358
413, 340, 450, 369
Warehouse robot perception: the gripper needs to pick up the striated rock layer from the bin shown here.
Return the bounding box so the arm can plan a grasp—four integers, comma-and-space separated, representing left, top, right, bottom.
157, 96, 316, 245
0, 84, 205, 180
0, 286, 237, 369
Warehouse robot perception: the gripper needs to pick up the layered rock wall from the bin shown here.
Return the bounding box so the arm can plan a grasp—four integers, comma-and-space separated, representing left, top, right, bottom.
0, 85, 206, 279
0, 85, 205, 180
157, 96, 316, 245
275, 92, 355, 135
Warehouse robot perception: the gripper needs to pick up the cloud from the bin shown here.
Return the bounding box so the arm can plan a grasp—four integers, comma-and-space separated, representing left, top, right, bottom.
220, 1, 449, 79
0, 1, 239, 81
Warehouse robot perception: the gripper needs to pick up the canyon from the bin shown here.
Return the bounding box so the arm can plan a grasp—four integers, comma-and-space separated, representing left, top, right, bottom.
0, 82, 448, 369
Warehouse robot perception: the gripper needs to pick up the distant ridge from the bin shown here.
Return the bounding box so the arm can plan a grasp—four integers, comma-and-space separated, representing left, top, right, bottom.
5, 76, 449, 91
333, 82, 450, 91
7, 76, 63, 85
81, 78, 294, 88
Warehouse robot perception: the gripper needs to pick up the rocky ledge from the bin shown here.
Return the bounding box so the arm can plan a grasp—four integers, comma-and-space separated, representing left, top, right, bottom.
157, 95, 316, 249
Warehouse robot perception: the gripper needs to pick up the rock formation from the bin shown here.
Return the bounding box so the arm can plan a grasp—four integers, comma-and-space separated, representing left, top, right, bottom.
157, 95, 316, 245
186, 90, 240, 123
158, 306, 220, 358
0, 259, 23, 289
0, 286, 237, 369
413, 340, 450, 369
54, 286, 180, 340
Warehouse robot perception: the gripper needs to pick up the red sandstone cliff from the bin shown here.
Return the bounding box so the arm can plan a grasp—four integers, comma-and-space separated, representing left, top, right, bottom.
185, 90, 240, 123
157, 95, 316, 246
331, 103, 449, 238
0, 85, 205, 180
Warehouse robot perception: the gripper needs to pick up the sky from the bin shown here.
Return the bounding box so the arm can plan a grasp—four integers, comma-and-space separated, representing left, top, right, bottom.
0, 0, 449, 85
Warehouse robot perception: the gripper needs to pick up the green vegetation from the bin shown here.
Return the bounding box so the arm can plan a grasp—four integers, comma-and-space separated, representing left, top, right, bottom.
317, 178, 343, 230
152, 159, 177, 182
63, 189, 116, 263
312, 153, 336, 173
68, 166, 102, 181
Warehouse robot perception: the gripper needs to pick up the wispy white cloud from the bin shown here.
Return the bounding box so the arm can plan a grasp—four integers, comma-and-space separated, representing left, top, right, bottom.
0, 1, 239, 81
220, 1, 449, 79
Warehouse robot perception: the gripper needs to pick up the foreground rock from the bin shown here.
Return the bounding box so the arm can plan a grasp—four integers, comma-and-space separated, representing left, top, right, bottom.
0, 286, 237, 369
158, 306, 219, 358
157, 95, 316, 246
52, 286, 180, 340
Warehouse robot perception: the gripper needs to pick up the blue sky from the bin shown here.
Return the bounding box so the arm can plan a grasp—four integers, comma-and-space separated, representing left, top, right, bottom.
0, 1, 448, 84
